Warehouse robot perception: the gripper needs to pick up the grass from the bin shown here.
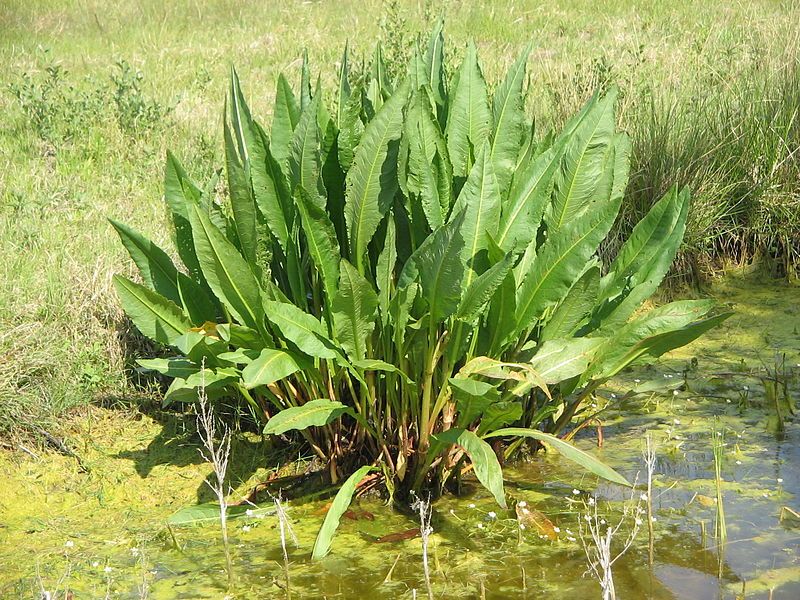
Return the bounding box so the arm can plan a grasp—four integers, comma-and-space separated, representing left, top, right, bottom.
1, 0, 798, 436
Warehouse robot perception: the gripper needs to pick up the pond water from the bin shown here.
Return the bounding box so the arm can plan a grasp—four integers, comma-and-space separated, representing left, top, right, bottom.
1, 274, 799, 599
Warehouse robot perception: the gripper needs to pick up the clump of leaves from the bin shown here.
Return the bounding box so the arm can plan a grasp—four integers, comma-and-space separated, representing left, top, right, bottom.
111, 59, 171, 135
112, 23, 729, 556
8, 51, 104, 142
8, 52, 169, 143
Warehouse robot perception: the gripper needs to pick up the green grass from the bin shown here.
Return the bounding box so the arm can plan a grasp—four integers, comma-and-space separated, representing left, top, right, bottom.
1, 0, 798, 436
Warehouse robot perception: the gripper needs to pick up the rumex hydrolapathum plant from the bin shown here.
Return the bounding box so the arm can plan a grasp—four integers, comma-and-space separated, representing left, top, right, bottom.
111, 24, 730, 556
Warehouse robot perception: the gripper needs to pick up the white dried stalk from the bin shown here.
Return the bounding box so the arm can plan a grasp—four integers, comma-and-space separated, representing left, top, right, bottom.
578, 483, 645, 600
196, 363, 234, 588
411, 494, 434, 600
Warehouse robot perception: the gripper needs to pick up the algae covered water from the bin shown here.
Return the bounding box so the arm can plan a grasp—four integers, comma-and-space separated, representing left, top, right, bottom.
2, 275, 799, 599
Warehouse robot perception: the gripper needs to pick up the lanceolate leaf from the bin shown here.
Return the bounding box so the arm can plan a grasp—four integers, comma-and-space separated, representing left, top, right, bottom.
337, 82, 365, 172
300, 49, 312, 110
490, 44, 531, 196
295, 186, 341, 302
546, 88, 617, 233
376, 214, 397, 325
332, 260, 379, 362
164, 151, 203, 280
586, 300, 721, 380
413, 211, 466, 324
264, 399, 350, 436
405, 90, 450, 230
113, 275, 192, 346
245, 120, 294, 253
336, 42, 351, 128
433, 428, 506, 508
514, 191, 621, 338
528, 338, 605, 384
424, 19, 446, 116
485, 428, 630, 487
176, 273, 219, 325
188, 203, 265, 335
539, 264, 600, 342
271, 73, 301, 167
352, 359, 415, 385
312, 465, 375, 560
450, 143, 501, 285
596, 187, 690, 330
455, 251, 514, 324
242, 348, 304, 389
137, 358, 199, 379
446, 42, 492, 178
224, 89, 259, 268
289, 95, 326, 207
110, 219, 183, 305
264, 299, 339, 360
496, 137, 566, 253
604, 186, 680, 297
345, 79, 409, 273
111, 213, 220, 326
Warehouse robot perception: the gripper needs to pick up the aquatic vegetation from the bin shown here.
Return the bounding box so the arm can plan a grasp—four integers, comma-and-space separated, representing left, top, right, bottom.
712, 427, 727, 577
110, 25, 730, 550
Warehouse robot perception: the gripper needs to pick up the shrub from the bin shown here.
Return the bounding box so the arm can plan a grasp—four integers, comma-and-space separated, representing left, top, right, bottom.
112, 24, 728, 554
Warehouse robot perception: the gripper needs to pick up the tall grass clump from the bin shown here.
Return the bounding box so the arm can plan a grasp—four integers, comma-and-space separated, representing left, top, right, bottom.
622, 59, 800, 280
111, 25, 729, 553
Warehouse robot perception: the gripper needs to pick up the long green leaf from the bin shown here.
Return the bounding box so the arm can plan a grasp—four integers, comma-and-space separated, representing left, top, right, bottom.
295, 186, 341, 302
433, 428, 506, 508
345, 79, 409, 273
485, 428, 630, 487
113, 275, 191, 346
490, 44, 530, 196
424, 19, 446, 118
264, 399, 350, 436
586, 300, 723, 380
528, 338, 605, 384
271, 73, 300, 167
188, 203, 265, 334
455, 250, 513, 324
546, 88, 617, 233
496, 137, 566, 252
111, 219, 216, 324
137, 358, 199, 379
163, 151, 203, 280
110, 219, 183, 304
289, 95, 326, 207
445, 42, 492, 178
539, 263, 600, 342
264, 299, 339, 360
376, 214, 397, 325
312, 465, 375, 560
405, 90, 451, 230
596, 187, 690, 330
413, 211, 466, 324
450, 143, 501, 286
332, 260, 379, 362
514, 190, 621, 338
242, 348, 304, 389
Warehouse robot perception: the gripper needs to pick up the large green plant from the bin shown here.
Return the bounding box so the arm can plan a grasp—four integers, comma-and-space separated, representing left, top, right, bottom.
112, 26, 727, 553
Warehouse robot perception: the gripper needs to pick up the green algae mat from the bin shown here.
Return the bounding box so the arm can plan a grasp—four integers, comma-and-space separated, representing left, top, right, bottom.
2, 275, 799, 598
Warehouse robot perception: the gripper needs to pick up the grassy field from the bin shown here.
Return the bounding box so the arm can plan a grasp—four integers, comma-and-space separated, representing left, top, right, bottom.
1, 0, 798, 437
